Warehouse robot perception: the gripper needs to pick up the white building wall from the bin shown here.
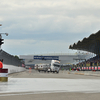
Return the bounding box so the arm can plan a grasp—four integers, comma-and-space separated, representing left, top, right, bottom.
20, 53, 92, 65
20, 55, 33, 59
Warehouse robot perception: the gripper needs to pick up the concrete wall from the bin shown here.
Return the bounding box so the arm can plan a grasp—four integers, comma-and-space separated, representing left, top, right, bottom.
3, 64, 26, 74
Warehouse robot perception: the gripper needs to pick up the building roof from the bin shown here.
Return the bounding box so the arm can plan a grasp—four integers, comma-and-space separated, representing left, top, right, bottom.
69, 30, 100, 54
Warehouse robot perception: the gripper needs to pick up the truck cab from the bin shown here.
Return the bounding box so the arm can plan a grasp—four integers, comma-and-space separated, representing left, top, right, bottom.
50, 60, 61, 73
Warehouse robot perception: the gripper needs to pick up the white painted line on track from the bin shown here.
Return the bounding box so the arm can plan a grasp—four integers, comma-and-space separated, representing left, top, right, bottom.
0, 90, 99, 97
0, 91, 69, 97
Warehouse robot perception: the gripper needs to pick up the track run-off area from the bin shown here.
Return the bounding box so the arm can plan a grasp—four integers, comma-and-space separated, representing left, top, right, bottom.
0, 70, 100, 100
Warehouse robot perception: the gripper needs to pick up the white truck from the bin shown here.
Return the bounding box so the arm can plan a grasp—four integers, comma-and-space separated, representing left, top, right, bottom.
36, 60, 61, 73
50, 60, 61, 73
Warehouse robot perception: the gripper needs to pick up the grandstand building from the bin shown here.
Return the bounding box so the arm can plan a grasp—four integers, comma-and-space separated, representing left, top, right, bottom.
19, 53, 92, 66
69, 30, 100, 71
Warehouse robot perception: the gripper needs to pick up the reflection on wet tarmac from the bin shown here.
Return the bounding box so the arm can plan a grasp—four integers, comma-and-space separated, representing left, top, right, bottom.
0, 78, 100, 94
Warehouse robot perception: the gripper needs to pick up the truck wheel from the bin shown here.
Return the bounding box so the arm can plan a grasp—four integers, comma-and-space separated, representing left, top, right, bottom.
56, 71, 59, 73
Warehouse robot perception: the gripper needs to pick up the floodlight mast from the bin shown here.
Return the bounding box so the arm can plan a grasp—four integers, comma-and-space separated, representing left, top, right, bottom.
0, 33, 8, 36
0, 33, 8, 50
0, 24, 8, 50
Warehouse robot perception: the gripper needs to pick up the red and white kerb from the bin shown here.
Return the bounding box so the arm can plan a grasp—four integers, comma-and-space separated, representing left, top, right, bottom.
0, 69, 8, 77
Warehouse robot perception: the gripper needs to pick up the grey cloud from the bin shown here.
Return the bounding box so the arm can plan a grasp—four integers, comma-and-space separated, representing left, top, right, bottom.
0, 0, 100, 55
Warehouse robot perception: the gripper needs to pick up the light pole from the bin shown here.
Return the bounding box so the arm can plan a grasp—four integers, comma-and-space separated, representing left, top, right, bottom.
0, 24, 8, 50
0, 33, 8, 36
0, 33, 8, 50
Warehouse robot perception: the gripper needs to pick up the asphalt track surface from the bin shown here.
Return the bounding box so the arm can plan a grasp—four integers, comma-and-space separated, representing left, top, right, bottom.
0, 70, 100, 100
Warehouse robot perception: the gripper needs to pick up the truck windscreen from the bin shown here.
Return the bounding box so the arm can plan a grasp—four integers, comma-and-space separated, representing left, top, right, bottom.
53, 64, 60, 67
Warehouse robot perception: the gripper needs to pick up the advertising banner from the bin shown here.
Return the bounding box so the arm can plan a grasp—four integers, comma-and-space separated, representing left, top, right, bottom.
34, 56, 59, 60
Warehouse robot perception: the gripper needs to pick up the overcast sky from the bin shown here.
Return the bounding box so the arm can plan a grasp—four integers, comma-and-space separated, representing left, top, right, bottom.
0, 0, 100, 55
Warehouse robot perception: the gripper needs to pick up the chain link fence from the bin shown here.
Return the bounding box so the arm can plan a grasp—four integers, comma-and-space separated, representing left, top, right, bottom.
0, 50, 22, 66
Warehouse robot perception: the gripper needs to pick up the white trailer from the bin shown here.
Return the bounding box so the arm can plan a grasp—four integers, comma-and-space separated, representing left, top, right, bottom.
37, 64, 50, 72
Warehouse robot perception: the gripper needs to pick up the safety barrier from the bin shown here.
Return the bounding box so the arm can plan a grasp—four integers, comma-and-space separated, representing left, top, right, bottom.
0, 69, 8, 82
3, 64, 26, 74
0, 65, 26, 82
67, 70, 100, 76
